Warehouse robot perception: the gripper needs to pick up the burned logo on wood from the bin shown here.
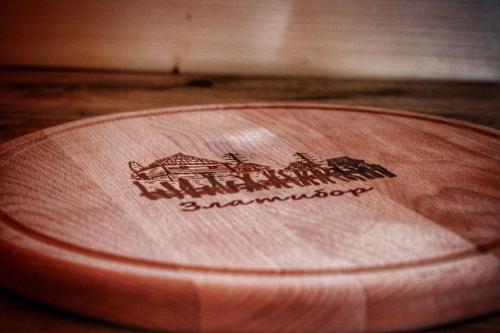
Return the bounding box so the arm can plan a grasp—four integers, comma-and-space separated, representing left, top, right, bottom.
128, 152, 396, 211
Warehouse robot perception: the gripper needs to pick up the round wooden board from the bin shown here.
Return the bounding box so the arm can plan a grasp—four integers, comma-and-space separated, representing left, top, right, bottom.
0, 103, 499, 333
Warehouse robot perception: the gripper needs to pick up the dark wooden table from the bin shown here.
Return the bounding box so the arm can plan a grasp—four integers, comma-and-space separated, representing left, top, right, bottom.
0, 69, 498, 332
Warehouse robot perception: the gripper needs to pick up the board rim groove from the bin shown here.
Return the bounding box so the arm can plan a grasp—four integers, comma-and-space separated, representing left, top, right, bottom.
1, 102, 499, 277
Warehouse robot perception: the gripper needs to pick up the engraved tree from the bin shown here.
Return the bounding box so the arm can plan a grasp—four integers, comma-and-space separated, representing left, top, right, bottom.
293, 152, 322, 168
223, 152, 248, 164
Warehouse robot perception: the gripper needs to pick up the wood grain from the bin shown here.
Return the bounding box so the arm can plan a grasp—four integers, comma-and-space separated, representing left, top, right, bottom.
0, 288, 146, 333
0, 1, 499, 80
1, 69, 499, 145
0, 70, 499, 332
0, 103, 499, 332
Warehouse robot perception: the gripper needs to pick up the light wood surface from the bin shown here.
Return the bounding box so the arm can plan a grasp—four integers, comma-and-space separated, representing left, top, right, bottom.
0, 103, 499, 332
1, 1, 499, 80
0, 70, 499, 332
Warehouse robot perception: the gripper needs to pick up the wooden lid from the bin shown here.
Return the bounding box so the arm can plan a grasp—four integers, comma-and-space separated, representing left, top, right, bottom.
0, 103, 499, 332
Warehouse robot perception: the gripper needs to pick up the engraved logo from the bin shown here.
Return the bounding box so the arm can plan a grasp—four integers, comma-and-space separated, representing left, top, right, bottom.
129, 152, 396, 211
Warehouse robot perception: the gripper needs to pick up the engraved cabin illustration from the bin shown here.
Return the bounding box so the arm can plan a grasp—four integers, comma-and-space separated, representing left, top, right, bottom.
129, 152, 396, 201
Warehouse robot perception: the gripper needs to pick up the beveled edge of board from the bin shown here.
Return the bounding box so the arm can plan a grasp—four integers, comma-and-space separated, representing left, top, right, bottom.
1, 103, 499, 278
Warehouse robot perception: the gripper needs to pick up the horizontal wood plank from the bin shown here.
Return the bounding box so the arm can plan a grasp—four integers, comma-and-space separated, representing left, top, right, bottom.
1, 69, 499, 145
0, 1, 499, 80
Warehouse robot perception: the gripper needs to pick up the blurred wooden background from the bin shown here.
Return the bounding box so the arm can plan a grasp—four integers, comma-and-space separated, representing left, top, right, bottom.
1, 0, 499, 80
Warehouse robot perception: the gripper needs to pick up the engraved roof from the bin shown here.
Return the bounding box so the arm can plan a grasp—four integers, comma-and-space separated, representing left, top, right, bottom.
144, 153, 225, 169
229, 162, 270, 173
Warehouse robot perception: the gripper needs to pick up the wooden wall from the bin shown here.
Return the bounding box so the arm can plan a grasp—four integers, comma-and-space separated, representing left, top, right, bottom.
0, 0, 499, 80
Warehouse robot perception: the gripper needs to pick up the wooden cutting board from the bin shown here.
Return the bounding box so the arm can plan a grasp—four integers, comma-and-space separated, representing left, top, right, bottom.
0, 103, 499, 333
